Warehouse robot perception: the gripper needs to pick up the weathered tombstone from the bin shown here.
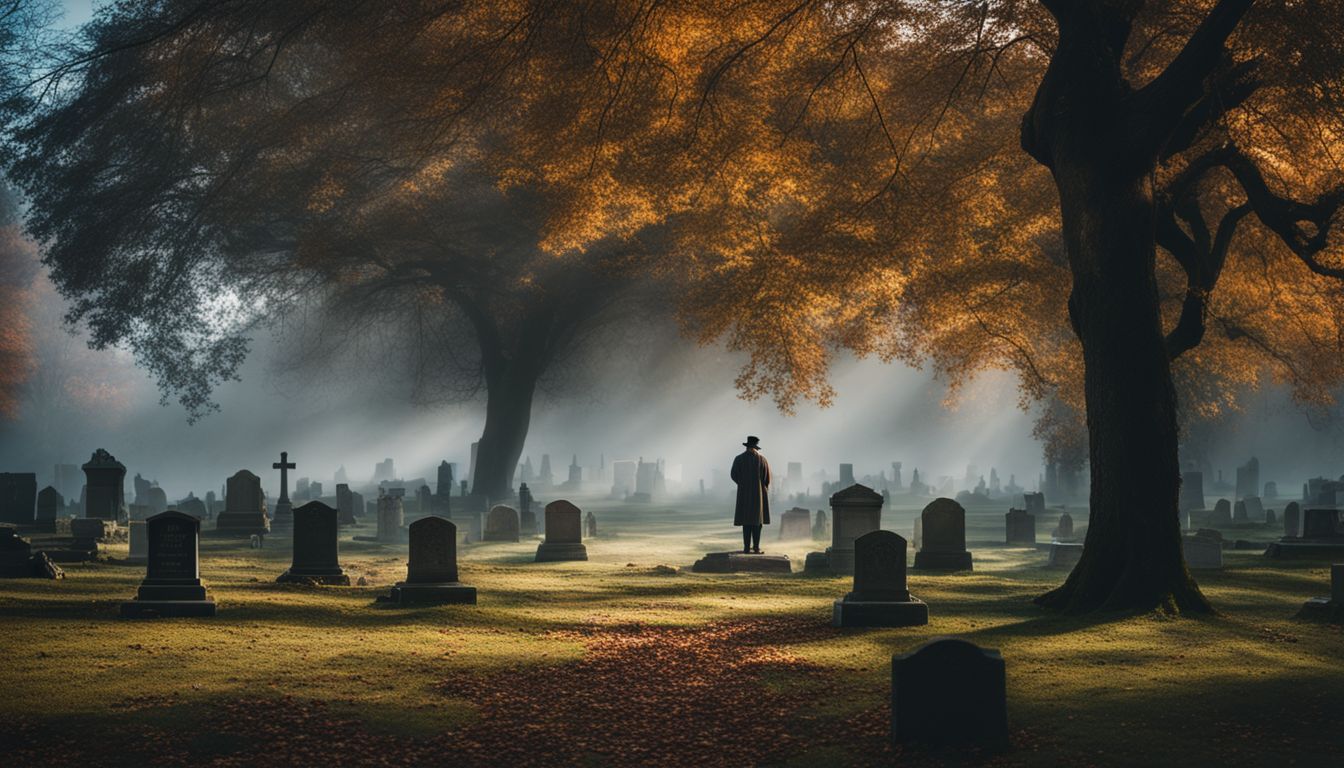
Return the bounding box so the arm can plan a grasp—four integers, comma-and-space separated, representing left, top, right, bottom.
483, 504, 521, 542
376, 493, 405, 543
1047, 542, 1084, 569
912, 498, 973, 571
416, 485, 433, 517
833, 530, 927, 627
35, 486, 61, 532
518, 483, 537, 535
144, 486, 168, 516
912, 516, 922, 551
1, 526, 53, 578
812, 509, 829, 541
778, 507, 812, 540
534, 500, 588, 562
350, 490, 365, 519
891, 638, 1007, 748
585, 510, 598, 538
215, 470, 270, 535
1302, 508, 1342, 539
1211, 498, 1232, 526
1052, 509, 1075, 540
276, 501, 349, 585
1179, 471, 1205, 512
1233, 500, 1248, 522
126, 520, 148, 563
1243, 496, 1266, 522
839, 463, 856, 486
823, 484, 884, 575
1182, 534, 1223, 569
1023, 491, 1045, 515
335, 483, 358, 526
1005, 508, 1036, 545
119, 511, 216, 617
82, 449, 126, 521
1284, 502, 1301, 538
387, 517, 476, 605
177, 496, 208, 520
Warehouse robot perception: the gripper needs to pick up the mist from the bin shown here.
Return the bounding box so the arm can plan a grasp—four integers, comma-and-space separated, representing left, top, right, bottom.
4, 259, 1343, 505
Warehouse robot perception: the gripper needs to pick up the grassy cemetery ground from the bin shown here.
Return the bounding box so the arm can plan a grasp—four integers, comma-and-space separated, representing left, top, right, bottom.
2, 499, 1340, 767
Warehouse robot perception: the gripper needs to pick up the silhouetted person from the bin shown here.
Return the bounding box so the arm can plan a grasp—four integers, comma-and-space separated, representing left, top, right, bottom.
732, 435, 771, 553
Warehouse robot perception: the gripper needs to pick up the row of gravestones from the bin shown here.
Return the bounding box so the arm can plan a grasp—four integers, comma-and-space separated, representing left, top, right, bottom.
117, 498, 596, 617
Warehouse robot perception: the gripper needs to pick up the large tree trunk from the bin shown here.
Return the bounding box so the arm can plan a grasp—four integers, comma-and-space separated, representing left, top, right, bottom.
1035, 164, 1210, 613
1018, 0, 1246, 614
470, 362, 537, 502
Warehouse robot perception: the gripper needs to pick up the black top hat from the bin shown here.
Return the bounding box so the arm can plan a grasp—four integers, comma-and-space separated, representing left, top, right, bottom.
742, 436, 761, 449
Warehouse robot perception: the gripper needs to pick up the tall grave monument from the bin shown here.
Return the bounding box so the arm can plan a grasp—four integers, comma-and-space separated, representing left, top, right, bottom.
271, 451, 297, 529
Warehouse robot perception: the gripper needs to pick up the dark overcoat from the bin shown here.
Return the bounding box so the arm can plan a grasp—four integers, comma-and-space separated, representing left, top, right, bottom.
731, 448, 771, 526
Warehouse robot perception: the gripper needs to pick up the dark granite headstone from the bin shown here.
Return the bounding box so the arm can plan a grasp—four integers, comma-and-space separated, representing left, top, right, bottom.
120, 511, 216, 617
0, 473, 37, 525
387, 516, 475, 604
483, 504, 520, 542
535, 500, 588, 562
35, 486, 62, 531
1211, 498, 1232, 526
1284, 502, 1301, 538
812, 509, 829, 541
518, 483, 536, 535
1179, 471, 1205, 512
1053, 509, 1076, 540
215, 469, 269, 535
891, 638, 1007, 748
1005, 508, 1035, 545
833, 530, 927, 627
1302, 508, 1342, 539
778, 507, 811, 540
276, 501, 349, 585
913, 498, 973, 571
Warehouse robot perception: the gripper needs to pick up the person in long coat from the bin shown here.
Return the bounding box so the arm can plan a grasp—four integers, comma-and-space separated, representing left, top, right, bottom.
731, 435, 771, 553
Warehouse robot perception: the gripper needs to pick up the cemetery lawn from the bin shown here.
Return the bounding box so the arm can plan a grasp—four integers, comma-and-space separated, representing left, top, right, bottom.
1, 501, 1340, 767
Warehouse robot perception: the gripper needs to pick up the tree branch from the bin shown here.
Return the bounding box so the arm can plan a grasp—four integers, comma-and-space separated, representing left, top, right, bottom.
1131, 0, 1254, 156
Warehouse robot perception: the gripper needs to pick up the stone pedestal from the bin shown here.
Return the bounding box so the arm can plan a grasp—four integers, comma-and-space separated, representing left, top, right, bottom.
270, 499, 293, 530
120, 512, 216, 618
691, 552, 792, 573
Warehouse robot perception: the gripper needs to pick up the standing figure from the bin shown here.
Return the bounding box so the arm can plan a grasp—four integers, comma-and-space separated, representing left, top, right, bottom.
731, 435, 771, 554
